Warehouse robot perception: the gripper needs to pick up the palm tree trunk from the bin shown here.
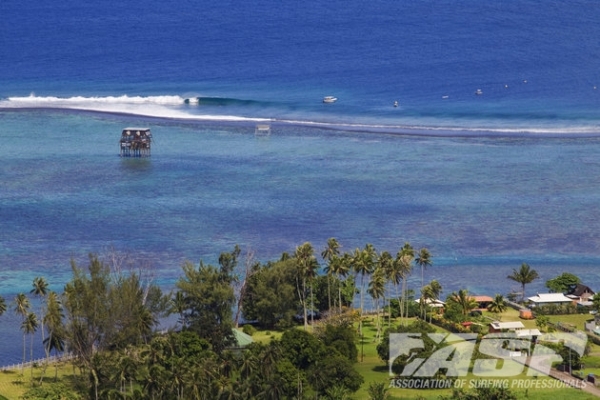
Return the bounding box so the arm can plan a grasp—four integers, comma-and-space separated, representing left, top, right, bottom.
405, 277, 411, 323
400, 278, 406, 325
359, 274, 365, 334
30, 333, 34, 381
296, 274, 308, 330
22, 332, 25, 374
377, 295, 383, 341
327, 275, 332, 312
302, 278, 308, 330
388, 297, 392, 329
338, 283, 343, 314
310, 283, 314, 326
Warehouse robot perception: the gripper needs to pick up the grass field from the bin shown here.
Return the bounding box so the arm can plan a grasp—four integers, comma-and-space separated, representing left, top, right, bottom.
0, 360, 78, 400
351, 313, 599, 400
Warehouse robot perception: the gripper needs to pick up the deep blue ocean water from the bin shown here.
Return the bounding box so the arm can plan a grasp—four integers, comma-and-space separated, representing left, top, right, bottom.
1, 0, 600, 365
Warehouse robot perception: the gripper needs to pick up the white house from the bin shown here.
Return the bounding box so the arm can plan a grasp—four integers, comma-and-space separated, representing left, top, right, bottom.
489, 321, 525, 332
488, 321, 541, 339
527, 293, 572, 307
415, 298, 445, 308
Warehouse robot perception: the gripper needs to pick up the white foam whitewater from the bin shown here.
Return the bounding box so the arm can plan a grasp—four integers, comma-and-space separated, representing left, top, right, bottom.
0, 94, 270, 122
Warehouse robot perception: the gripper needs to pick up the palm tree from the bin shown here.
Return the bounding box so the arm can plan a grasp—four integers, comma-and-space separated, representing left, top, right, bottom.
397, 243, 414, 324
43, 329, 65, 381
368, 265, 386, 341
294, 242, 318, 330
421, 280, 442, 322
238, 350, 258, 381
415, 248, 432, 291
378, 251, 394, 327
14, 293, 30, 373
329, 254, 350, 313
367, 381, 389, 400
43, 292, 64, 342
325, 385, 351, 400
447, 289, 478, 316
507, 263, 539, 302
41, 291, 65, 383
31, 276, 49, 342
487, 294, 507, 317
171, 291, 186, 327
429, 280, 442, 301
420, 285, 434, 321
383, 252, 402, 323
322, 238, 341, 312
353, 244, 376, 334
22, 312, 38, 379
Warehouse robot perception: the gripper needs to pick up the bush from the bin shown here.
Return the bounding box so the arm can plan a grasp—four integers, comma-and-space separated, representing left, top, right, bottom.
242, 324, 256, 336
534, 303, 579, 315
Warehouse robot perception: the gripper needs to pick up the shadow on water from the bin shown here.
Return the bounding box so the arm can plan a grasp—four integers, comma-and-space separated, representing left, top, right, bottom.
119, 157, 153, 173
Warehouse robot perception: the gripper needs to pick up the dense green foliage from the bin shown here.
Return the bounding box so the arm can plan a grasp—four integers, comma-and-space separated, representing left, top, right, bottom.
545, 272, 581, 293
176, 260, 236, 354
64, 255, 167, 371
4, 243, 370, 399
439, 386, 517, 400
242, 258, 301, 329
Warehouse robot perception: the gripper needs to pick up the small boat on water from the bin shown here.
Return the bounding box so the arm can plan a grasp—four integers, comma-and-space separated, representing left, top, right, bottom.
323, 96, 337, 103
475, 89, 483, 95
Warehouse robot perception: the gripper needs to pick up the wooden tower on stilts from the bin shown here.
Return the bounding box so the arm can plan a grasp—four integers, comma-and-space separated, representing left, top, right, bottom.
120, 128, 152, 157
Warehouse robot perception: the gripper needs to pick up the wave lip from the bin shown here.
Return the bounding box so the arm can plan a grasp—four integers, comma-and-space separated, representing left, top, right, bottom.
0, 94, 270, 122
5, 93, 186, 105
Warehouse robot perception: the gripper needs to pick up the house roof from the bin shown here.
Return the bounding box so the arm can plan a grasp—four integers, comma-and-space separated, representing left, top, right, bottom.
470, 295, 493, 302
232, 329, 254, 348
527, 293, 572, 304
415, 298, 445, 307
568, 284, 595, 297
123, 127, 151, 131
490, 321, 525, 330
516, 328, 542, 337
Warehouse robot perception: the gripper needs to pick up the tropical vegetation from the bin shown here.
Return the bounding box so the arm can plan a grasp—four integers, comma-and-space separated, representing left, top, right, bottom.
0, 244, 591, 400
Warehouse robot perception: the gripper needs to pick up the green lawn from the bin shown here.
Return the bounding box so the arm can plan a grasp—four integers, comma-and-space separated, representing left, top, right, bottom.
547, 313, 594, 332
351, 312, 599, 400
0, 361, 77, 399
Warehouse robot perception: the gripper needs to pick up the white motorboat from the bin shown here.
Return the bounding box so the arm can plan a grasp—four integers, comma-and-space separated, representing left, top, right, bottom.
323, 96, 337, 103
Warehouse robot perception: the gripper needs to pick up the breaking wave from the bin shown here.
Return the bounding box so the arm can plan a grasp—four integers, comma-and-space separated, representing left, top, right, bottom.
2, 93, 600, 137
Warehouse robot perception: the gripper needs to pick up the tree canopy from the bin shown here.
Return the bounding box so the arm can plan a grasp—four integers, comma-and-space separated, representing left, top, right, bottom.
545, 272, 580, 293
